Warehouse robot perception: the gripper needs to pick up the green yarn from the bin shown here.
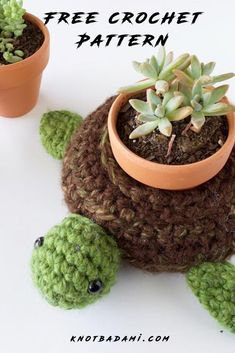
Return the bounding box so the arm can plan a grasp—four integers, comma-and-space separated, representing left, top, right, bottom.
31, 214, 120, 309
40, 110, 83, 159
187, 262, 235, 333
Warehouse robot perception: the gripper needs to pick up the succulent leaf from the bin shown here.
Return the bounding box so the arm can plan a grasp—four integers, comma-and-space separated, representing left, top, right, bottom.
199, 75, 213, 85
155, 104, 165, 118
156, 45, 166, 72
140, 61, 158, 80
174, 69, 194, 87
138, 113, 157, 122
14, 49, 23, 57
178, 84, 191, 105
170, 80, 179, 92
162, 90, 175, 106
5, 41, 13, 50
159, 71, 175, 83
202, 102, 235, 116
192, 80, 202, 98
129, 121, 158, 139
167, 106, 193, 121
202, 62, 216, 76
118, 78, 155, 94
177, 56, 191, 71
147, 88, 161, 110
3, 50, 22, 62
191, 55, 202, 79
159, 53, 190, 80
150, 55, 159, 75
165, 95, 184, 114
163, 51, 173, 68
206, 85, 228, 106
191, 111, 205, 130
158, 117, 172, 137
211, 73, 235, 84
129, 99, 153, 114
132, 61, 142, 74
191, 99, 202, 112
202, 91, 211, 106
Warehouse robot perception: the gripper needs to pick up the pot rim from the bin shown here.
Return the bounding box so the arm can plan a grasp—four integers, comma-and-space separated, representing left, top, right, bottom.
108, 91, 235, 171
0, 12, 49, 72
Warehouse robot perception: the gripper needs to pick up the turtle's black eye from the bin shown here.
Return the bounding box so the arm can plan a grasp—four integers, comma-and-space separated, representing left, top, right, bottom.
88, 279, 103, 294
34, 237, 44, 249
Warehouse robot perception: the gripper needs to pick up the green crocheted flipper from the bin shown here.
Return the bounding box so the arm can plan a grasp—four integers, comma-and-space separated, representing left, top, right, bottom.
31, 214, 120, 309
187, 262, 235, 333
40, 110, 83, 159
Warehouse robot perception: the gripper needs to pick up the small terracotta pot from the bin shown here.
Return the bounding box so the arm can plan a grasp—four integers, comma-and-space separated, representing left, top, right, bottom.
0, 13, 50, 117
108, 90, 235, 190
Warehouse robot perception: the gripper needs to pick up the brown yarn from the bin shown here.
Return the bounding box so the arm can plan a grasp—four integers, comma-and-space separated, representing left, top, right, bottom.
62, 97, 235, 272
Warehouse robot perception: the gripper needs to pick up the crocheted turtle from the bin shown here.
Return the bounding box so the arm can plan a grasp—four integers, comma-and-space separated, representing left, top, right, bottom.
31, 106, 235, 333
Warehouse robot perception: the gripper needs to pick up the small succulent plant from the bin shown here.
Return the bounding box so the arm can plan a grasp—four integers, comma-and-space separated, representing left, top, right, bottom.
118, 46, 191, 94
180, 80, 235, 132
129, 88, 193, 139
0, 0, 26, 63
0, 0, 26, 37
174, 55, 235, 87
121, 49, 235, 143
0, 38, 23, 62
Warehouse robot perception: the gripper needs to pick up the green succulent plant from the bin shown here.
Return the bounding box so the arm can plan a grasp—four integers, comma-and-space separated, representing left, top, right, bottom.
0, 0, 26, 63
118, 46, 191, 94
0, 0, 26, 37
120, 50, 235, 141
174, 55, 235, 87
179, 80, 235, 132
129, 88, 193, 139
3, 47, 23, 62
0, 0, 8, 22
0, 37, 23, 62
0, 36, 12, 51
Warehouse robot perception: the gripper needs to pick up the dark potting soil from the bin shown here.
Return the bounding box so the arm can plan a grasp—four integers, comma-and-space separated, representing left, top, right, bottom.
117, 97, 229, 165
0, 19, 44, 65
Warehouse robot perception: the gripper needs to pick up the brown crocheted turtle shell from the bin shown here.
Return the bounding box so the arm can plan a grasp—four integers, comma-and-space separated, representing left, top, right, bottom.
62, 97, 235, 272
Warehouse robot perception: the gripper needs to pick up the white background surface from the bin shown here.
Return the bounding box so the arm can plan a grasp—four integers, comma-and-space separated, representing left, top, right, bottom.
0, 0, 235, 352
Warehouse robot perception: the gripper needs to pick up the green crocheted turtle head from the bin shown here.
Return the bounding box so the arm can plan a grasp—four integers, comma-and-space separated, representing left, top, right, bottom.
31, 214, 120, 309
39, 110, 83, 159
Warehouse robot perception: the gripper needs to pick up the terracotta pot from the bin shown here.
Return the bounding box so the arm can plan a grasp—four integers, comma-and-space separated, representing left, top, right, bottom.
0, 13, 50, 117
108, 90, 235, 190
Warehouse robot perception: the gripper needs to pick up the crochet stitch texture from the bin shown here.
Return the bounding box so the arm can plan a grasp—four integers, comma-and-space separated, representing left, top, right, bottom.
34, 101, 235, 333
31, 214, 120, 309
40, 110, 83, 159
187, 262, 235, 333
62, 97, 235, 272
